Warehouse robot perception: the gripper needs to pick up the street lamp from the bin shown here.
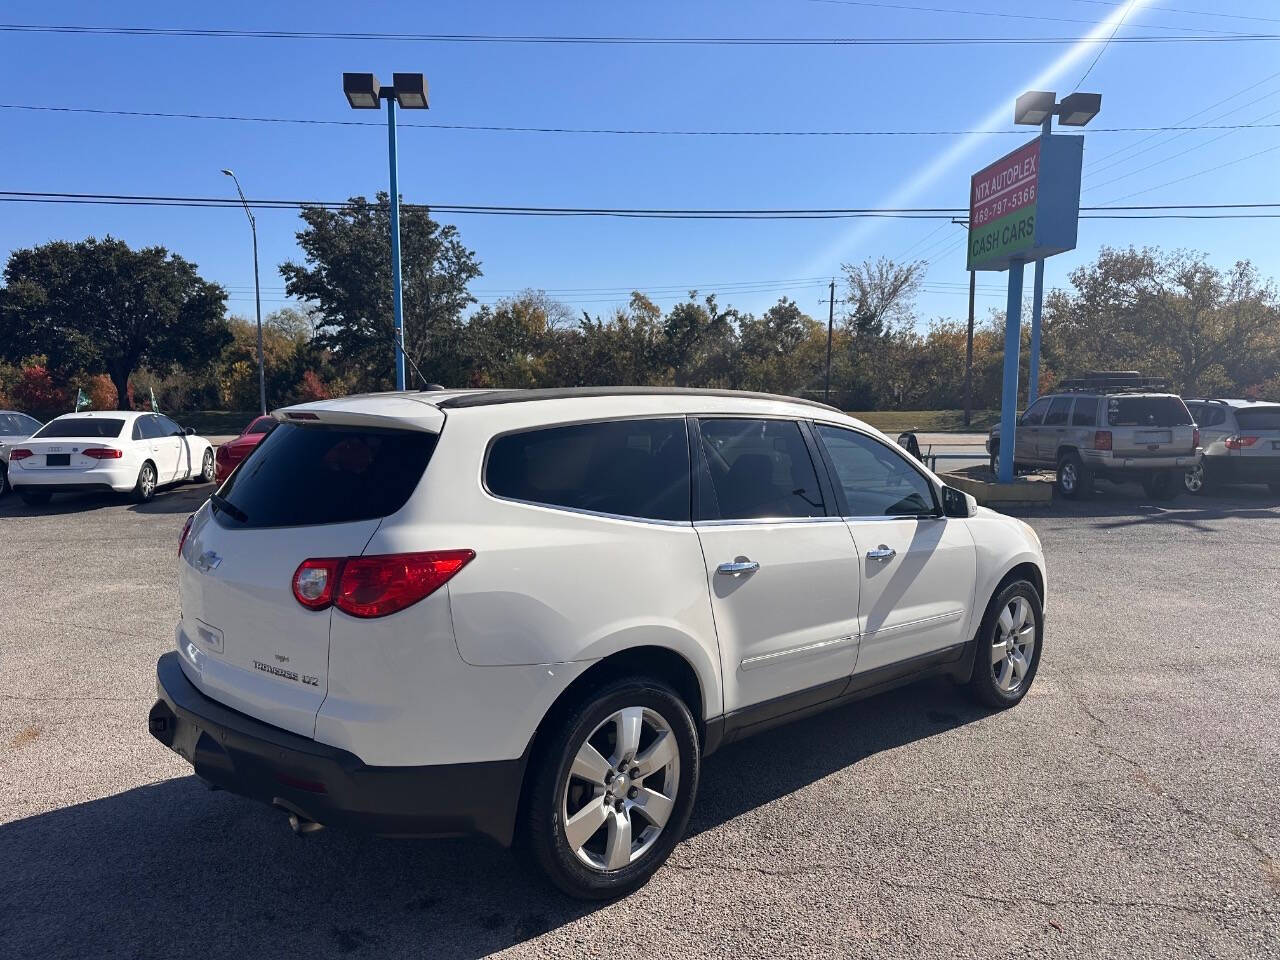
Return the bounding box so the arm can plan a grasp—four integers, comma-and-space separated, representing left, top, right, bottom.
220, 168, 267, 416
343, 71, 430, 391
1012, 88, 1101, 406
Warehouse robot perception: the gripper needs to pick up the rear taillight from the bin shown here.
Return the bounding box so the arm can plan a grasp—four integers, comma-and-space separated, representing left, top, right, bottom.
292, 557, 344, 610
179, 514, 194, 558
83, 447, 123, 459
291, 550, 475, 618
1093, 430, 1113, 451
9, 448, 32, 461
1225, 435, 1259, 450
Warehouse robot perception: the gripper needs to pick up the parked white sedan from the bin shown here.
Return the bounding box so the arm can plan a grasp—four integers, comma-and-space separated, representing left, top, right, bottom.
8, 411, 215, 505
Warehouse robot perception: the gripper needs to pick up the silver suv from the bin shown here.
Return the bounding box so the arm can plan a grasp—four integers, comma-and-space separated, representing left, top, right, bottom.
1182, 398, 1280, 496
986, 373, 1200, 500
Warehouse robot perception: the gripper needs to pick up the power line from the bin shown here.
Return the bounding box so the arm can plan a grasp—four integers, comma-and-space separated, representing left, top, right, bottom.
8, 103, 1280, 139
1064, 1, 1280, 26
4, 191, 1280, 219
1101, 141, 1280, 205
805, 0, 1244, 35
0, 23, 1275, 45
1073, 0, 1137, 90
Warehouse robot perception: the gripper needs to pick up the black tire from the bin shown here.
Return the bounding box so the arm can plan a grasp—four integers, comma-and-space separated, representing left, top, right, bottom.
1144, 470, 1178, 501
967, 579, 1044, 710
987, 444, 999, 478
0, 465, 7, 497
133, 461, 158, 503
195, 448, 215, 484
524, 677, 700, 900
20, 490, 52, 506
1183, 463, 1207, 496
1056, 451, 1090, 500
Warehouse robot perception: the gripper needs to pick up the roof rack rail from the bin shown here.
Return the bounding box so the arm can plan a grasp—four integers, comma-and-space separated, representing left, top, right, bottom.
1057, 371, 1171, 394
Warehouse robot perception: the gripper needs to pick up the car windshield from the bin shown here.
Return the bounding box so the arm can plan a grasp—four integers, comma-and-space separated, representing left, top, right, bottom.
31, 417, 125, 439
1107, 397, 1191, 427
245, 417, 276, 436
213, 423, 436, 528
1234, 407, 1280, 431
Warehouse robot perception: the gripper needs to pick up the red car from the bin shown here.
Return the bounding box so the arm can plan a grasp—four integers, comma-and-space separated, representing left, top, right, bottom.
214, 415, 276, 483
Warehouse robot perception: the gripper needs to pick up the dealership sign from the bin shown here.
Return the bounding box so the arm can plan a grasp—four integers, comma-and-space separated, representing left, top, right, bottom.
967, 134, 1084, 272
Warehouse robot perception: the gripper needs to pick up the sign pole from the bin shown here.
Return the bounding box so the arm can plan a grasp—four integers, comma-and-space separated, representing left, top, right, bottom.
998, 261, 1025, 484
1029, 257, 1044, 403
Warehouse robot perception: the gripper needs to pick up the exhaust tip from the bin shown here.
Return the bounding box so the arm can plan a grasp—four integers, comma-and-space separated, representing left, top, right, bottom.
288, 812, 325, 836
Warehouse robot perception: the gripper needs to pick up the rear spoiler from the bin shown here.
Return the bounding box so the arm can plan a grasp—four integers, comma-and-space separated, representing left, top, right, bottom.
273, 396, 445, 433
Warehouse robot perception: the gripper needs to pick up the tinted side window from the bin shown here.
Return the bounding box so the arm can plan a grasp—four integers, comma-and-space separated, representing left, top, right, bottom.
1071, 399, 1097, 426
132, 419, 144, 441
815, 425, 937, 517
486, 419, 690, 522
156, 415, 181, 436
1204, 406, 1229, 428
215, 424, 436, 528
1020, 398, 1050, 426
1044, 396, 1073, 426
696, 418, 824, 520
137, 416, 161, 440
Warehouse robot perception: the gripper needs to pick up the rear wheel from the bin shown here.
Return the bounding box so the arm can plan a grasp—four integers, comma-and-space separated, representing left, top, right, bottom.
20, 490, 51, 506
1056, 452, 1091, 500
133, 461, 157, 503
1143, 471, 1177, 501
524, 677, 699, 900
967, 580, 1044, 710
196, 448, 215, 484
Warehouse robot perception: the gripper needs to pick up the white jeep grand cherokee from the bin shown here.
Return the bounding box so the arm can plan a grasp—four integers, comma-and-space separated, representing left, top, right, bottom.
150, 387, 1046, 899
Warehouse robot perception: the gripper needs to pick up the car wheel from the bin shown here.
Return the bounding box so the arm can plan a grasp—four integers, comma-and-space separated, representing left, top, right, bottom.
197, 448, 215, 484
0, 465, 7, 497
1183, 463, 1207, 495
1144, 471, 1178, 501
967, 580, 1044, 710
1056, 452, 1090, 500
20, 490, 52, 506
133, 461, 157, 503
988, 444, 998, 477
524, 677, 700, 900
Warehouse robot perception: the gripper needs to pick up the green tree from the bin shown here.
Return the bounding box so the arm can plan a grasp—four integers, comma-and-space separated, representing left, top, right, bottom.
0, 237, 229, 408
280, 194, 482, 391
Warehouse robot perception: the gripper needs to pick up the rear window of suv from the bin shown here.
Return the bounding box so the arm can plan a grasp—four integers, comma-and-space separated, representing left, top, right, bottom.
32, 417, 124, 439
486, 418, 690, 522
1106, 397, 1192, 427
1234, 408, 1280, 431
212, 423, 436, 528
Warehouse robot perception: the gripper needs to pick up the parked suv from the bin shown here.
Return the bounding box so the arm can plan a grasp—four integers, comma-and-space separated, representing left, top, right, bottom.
150, 387, 1047, 898
1182, 398, 1280, 496
986, 373, 1200, 500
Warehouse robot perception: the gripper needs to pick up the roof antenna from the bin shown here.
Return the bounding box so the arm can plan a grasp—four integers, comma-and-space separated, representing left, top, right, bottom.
380, 326, 430, 389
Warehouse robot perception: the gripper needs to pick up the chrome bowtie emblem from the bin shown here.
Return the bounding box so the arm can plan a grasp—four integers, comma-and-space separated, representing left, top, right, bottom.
195, 550, 223, 572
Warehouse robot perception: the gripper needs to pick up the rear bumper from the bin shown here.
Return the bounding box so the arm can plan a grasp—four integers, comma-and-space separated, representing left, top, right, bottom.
10, 464, 134, 492
1205, 455, 1280, 483
149, 651, 526, 844
1084, 452, 1199, 473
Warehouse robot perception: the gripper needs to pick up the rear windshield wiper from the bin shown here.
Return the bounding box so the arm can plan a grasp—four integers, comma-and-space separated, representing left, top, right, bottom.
209, 493, 249, 524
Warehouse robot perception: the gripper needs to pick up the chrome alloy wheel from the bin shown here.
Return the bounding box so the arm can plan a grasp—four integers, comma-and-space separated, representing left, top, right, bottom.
1059, 460, 1078, 494
1183, 463, 1204, 494
561, 706, 680, 872
990, 595, 1036, 694
201, 448, 215, 483
140, 463, 156, 499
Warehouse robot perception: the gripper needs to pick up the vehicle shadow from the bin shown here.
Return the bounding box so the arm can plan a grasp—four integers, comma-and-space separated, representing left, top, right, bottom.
0, 483, 212, 519
1004, 482, 1280, 530
0, 678, 982, 959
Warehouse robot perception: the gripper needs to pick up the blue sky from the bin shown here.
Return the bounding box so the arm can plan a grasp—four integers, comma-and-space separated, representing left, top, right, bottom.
1, 0, 1278, 329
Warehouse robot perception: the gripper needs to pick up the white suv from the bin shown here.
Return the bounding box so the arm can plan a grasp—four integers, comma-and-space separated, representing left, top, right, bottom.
150, 387, 1047, 899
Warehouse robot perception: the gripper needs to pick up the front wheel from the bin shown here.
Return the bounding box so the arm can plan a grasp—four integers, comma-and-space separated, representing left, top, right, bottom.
968, 580, 1044, 710
524, 678, 700, 900
1183, 463, 1207, 495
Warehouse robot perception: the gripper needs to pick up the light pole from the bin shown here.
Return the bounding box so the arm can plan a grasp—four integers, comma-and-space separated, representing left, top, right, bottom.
221, 168, 267, 415
343, 71, 429, 391
1013, 91, 1101, 407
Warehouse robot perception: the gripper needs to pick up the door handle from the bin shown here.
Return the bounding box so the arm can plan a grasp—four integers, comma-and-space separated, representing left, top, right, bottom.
716, 559, 759, 575
866, 545, 896, 561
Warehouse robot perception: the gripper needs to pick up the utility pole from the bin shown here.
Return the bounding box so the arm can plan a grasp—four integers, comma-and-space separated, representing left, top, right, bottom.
825, 279, 836, 404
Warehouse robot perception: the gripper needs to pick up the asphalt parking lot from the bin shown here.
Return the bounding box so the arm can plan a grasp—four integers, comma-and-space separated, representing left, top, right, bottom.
1, 481, 1277, 959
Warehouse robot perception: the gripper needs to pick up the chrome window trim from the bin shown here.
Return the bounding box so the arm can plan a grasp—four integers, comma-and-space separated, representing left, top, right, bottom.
740, 633, 857, 671
694, 515, 845, 528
